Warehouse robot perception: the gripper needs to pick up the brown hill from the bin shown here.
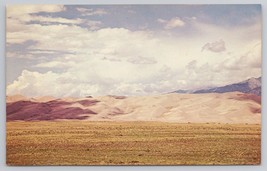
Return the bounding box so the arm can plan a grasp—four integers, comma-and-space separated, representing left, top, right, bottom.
6, 99, 98, 121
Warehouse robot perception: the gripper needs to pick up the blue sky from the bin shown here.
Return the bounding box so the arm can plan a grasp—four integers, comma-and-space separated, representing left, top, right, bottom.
6, 5, 262, 97
50, 5, 261, 28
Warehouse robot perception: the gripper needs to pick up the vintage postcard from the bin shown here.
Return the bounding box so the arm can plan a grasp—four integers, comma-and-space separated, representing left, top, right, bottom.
6, 5, 261, 165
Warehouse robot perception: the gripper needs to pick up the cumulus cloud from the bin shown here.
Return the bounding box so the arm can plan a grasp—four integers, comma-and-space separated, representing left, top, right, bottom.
6, 70, 159, 97
220, 42, 261, 70
6, 6, 262, 97
183, 42, 261, 89
239, 42, 261, 68
158, 17, 185, 29
6, 24, 261, 97
201, 39, 226, 53
7, 70, 100, 97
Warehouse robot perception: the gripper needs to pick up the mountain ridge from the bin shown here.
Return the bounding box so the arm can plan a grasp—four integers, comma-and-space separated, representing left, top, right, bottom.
173, 77, 261, 96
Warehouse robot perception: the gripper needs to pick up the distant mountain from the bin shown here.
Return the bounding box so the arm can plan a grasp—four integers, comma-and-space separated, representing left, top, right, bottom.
173, 77, 261, 96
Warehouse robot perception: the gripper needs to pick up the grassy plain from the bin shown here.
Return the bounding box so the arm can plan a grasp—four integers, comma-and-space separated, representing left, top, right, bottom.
6, 121, 261, 165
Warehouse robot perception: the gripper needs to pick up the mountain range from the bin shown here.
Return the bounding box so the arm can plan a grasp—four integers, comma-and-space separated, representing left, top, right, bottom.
173, 77, 261, 96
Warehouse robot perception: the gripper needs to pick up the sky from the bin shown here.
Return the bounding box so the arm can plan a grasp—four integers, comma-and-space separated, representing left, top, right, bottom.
6, 5, 262, 97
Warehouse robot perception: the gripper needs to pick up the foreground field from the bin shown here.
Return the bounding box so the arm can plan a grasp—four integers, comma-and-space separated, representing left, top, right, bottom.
6, 121, 261, 165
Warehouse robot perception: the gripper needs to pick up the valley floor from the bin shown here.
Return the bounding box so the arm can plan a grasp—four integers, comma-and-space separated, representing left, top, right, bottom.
6, 121, 261, 165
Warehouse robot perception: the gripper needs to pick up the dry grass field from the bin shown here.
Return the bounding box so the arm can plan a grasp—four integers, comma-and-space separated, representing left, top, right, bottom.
6, 121, 261, 165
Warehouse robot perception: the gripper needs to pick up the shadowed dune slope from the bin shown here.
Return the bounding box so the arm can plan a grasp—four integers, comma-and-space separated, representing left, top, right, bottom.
6, 92, 261, 123
6, 99, 98, 121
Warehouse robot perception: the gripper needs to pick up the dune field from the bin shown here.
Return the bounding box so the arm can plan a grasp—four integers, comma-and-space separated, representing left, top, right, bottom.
7, 92, 261, 124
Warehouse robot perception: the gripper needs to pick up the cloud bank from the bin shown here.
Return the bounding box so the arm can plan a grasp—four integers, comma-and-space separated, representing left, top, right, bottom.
6, 5, 262, 97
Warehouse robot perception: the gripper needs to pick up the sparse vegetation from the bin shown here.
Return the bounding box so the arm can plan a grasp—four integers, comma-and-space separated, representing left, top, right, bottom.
6, 121, 261, 165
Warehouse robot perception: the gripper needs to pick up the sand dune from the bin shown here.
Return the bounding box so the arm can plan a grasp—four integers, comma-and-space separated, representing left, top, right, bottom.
6, 92, 261, 123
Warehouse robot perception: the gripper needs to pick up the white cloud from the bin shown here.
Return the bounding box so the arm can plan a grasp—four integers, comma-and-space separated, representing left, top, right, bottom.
29, 50, 58, 54
6, 7, 262, 97
239, 42, 261, 68
28, 16, 85, 25
6, 70, 99, 97
158, 17, 185, 29
184, 42, 261, 89
157, 18, 166, 23
220, 42, 261, 70
7, 5, 65, 17
6, 52, 34, 59
34, 61, 75, 69
76, 8, 108, 16
127, 56, 157, 64
86, 20, 102, 30
6, 5, 89, 35
102, 57, 121, 62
